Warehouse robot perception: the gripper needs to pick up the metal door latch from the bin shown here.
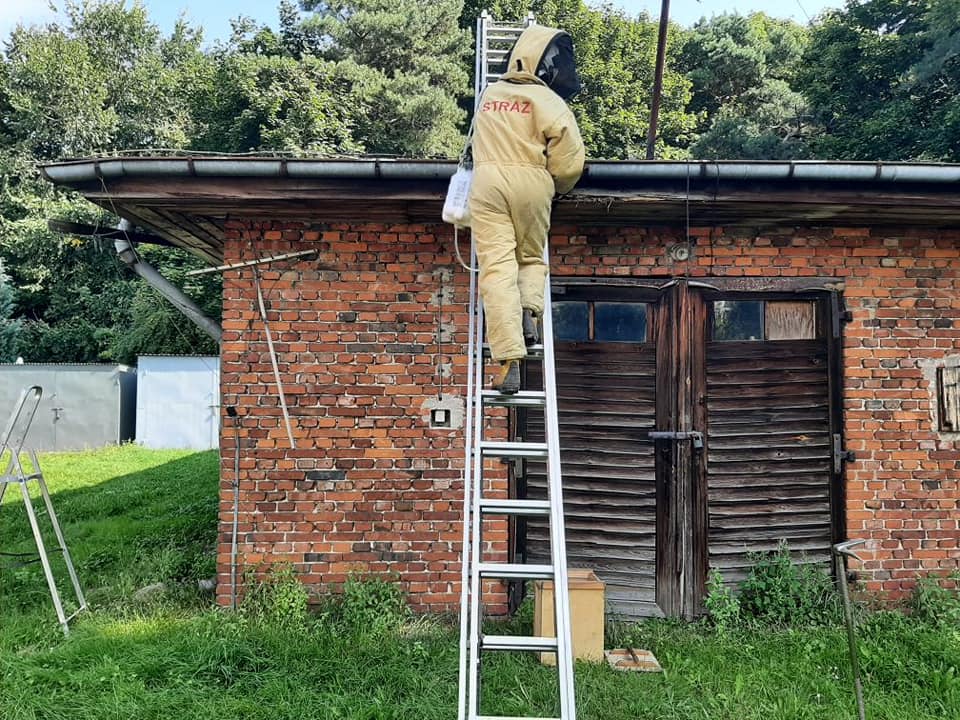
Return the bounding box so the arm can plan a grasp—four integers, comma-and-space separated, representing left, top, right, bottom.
648, 431, 704, 449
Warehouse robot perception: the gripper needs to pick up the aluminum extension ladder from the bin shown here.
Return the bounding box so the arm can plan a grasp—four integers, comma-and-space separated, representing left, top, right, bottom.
0, 386, 86, 634
457, 13, 575, 719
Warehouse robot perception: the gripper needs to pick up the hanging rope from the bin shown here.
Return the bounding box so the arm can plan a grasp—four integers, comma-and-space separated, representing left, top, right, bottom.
453, 226, 478, 273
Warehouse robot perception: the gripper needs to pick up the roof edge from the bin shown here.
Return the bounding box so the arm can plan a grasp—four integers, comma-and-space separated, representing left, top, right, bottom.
40, 157, 960, 187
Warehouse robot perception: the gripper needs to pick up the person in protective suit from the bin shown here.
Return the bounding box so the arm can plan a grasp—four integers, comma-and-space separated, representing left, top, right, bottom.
470, 24, 585, 394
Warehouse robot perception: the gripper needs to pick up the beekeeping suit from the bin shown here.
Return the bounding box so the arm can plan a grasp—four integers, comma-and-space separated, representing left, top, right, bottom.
469, 24, 585, 390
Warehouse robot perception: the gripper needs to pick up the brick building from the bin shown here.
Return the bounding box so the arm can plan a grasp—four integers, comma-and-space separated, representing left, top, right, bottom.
43, 157, 960, 618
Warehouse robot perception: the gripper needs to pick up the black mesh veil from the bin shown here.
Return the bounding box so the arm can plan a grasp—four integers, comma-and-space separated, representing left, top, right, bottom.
536, 33, 581, 100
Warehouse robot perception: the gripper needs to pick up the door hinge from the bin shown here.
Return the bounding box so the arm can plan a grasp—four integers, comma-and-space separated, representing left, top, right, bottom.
832, 433, 855, 474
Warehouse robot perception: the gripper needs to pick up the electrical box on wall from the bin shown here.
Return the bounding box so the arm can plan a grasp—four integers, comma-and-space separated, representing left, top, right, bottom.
938, 366, 960, 431
422, 395, 464, 430
431, 407, 451, 428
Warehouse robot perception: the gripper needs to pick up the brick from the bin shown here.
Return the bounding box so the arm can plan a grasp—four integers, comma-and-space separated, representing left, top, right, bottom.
215, 221, 960, 610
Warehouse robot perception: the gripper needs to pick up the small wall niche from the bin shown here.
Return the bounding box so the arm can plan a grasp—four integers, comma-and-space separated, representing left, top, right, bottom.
938, 366, 960, 432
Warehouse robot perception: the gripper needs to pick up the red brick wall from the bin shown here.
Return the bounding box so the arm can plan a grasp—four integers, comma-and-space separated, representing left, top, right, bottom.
217, 220, 960, 609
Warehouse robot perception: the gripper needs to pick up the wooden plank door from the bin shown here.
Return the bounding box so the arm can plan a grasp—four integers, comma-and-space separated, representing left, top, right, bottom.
523, 287, 661, 618
521, 283, 840, 619
701, 295, 838, 586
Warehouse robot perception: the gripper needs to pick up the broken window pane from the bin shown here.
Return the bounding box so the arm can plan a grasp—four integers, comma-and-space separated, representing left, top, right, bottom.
552, 301, 589, 341
595, 302, 648, 342
713, 301, 763, 341
766, 301, 817, 340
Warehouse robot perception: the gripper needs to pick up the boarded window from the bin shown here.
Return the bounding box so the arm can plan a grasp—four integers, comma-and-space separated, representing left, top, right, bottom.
713, 300, 817, 341
939, 366, 960, 431
766, 302, 817, 340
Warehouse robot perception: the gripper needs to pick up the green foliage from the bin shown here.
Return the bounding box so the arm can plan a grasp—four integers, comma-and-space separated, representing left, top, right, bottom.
0, 447, 958, 719
190, 52, 361, 154
0, 260, 21, 361
797, 0, 960, 161
4, 0, 205, 159
241, 564, 311, 631
296, 0, 471, 156
464, 1, 698, 158
910, 572, 960, 628
703, 567, 742, 634
738, 541, 841, 628
337, 573, 411, 632
681, 13, 813, 159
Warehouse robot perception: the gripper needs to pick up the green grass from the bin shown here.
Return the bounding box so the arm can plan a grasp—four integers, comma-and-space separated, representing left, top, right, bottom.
2, 446, 959, 719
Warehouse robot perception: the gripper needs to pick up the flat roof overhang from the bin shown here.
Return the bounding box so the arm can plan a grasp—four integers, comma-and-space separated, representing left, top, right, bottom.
41, 157, 960, 263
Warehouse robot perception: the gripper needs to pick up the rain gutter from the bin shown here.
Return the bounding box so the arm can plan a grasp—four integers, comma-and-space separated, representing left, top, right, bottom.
40, 158, 960, 187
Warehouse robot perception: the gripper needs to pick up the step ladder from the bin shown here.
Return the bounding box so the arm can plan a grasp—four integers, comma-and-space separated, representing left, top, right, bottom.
457, 14, 575, 720
0, 386, 86, 635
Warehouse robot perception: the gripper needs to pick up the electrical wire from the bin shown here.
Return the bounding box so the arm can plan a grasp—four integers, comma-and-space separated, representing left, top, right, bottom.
437, 268, 445, 401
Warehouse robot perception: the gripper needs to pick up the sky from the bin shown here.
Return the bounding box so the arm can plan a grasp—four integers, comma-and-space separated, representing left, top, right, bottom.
1, 1, 846, 45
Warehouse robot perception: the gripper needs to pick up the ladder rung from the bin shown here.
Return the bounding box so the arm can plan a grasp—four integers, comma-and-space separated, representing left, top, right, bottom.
480, 441, 548, 459
480, 498, 551, 517
478, 717, 561, 720
482, 634, 558, 652
479, 562, 554, 580
481, 389, 545, 407
481, 344, 544, 358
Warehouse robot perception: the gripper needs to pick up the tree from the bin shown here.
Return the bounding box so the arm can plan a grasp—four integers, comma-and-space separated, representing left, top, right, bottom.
0, 1, 220, 363
296, 0, 472, 156
460, 0, 697, 158
0, 261, 21, 362
796, 0, 960, 160
680, 13, 812, 159
190, 51, 361, 154
4, 0, 207, 159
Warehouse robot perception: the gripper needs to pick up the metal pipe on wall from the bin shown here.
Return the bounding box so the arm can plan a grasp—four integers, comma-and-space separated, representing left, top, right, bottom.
114, 235, 223, 343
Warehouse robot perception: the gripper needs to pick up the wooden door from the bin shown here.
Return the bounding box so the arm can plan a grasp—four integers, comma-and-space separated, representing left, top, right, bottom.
520, 281, 842, 619
522, 286, 661, 618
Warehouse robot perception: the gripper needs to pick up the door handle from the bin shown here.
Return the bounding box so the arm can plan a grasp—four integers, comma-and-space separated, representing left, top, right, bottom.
648, 430, 704, 450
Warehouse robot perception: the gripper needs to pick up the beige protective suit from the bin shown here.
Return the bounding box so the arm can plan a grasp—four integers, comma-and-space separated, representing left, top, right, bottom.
470, 25, 585, 362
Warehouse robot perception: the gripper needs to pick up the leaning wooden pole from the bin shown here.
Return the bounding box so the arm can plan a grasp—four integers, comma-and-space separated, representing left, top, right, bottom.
646, 0, 671, 160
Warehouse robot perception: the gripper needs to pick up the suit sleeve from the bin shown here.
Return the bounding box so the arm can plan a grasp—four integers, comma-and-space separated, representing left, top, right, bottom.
544, 106, 585, 195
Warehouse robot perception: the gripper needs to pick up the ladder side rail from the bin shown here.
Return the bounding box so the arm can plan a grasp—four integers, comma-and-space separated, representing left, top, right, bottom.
14, 451, 70, 634
475, 11, 489, 102
457, 215, 484, 720
541, 245, 577, 719
0, 452, 13, 505
1, 386, 43, 459
466, 275, 488, 719
30, 447, 87, 610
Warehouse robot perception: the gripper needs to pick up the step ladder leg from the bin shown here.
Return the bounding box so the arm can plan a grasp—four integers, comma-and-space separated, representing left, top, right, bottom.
16, 463, 71, 635
31, 449, 87, 611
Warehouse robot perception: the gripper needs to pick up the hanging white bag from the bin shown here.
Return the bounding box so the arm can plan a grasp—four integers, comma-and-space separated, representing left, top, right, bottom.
442, 166, 473, 227
442, 109, 478, 228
